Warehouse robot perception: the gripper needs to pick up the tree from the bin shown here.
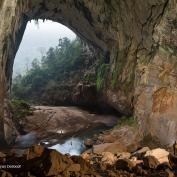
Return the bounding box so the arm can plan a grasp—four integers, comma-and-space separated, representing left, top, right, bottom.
12, 37, 84, 104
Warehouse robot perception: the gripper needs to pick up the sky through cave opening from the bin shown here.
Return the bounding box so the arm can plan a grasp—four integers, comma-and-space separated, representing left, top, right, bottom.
13, 20, 76, 76
11, 18, 99, 108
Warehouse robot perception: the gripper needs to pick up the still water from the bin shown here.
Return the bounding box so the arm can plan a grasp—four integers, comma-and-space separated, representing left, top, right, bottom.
49, 137, 86, 156
14, 124, 112, 156
48, 125, 110, 155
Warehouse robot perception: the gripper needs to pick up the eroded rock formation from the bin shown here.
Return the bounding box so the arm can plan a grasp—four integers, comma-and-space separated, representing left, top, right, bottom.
0, 0, 177, 145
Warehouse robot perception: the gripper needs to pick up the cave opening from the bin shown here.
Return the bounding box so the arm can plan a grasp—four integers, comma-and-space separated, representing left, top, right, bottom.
12, 19, 92, 105
12, 19, 121, 115
0, 1, 176, 175
10, 19, 121, 155
1, 1, 131, 149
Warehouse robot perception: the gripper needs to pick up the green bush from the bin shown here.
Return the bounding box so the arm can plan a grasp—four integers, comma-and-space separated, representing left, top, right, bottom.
10, 99, 32, 120
115, 116, 138, 128
84, 73, 96, 83
96, 64, 110, 90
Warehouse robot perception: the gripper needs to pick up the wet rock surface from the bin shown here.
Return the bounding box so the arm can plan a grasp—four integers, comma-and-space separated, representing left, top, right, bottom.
15, 106, 118, 148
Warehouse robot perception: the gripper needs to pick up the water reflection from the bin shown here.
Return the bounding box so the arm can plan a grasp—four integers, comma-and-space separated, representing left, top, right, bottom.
49, 137, 86, 156
15, 132, 37, 148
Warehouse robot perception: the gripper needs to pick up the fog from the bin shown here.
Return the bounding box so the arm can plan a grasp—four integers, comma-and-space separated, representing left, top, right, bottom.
14, 20, 76, 75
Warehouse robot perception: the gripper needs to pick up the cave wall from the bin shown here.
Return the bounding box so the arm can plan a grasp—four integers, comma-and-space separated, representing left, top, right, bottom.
0, 0, 176, 145
0, 0, 28, 144
135, 0, 177, 145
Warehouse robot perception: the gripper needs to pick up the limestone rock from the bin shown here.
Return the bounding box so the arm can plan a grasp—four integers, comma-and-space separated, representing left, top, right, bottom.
133, 147, 150, 156
101, 152, 117, 165
81, 152, 91, 161
144, 148, 169, 164
143, 156, 160, 169
165, 168, 175, 177
116, 159, 134, 171
93, 143, 127, 154
116, 152, 131, 159
27, 144, 44, 160
168, 153, 177, 169
130, 157, 143, 166
47, 150, 73, 176
84, 138, 94, 148
67, 164, 81, 172
95, 126, 141, 152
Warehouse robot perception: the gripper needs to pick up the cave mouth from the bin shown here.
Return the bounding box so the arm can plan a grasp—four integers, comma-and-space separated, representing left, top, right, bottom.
12, 19, 89, 107
12, 19, 80, 105
10, 19, 121, 154
12, 19, 119, 115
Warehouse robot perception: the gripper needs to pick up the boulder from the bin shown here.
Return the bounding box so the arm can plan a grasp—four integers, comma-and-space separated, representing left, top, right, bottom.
47, 150, 73, 176
144, 148, 169, 164
133, 147, 150, 158
156, 162, 171, 170
116, 152, 131, 159
130, 156, 143, 166
67, 164, 81, 172
168, 153, 177, 169
93, 143, 127, 154
81, 152, 91, 161
133, 165, 147, 176
84, 138, 94, 148
165, 168, 175, 177
116, 159, 134, 171
101, 152, 117, 165
143, 156, 160, 169
27, 144, 45, 160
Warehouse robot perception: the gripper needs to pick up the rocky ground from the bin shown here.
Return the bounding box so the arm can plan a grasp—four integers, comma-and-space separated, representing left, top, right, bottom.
0, 144, 176, 177
81, 146, 177, 177
15, 106, 118, 147
3, 105, 176, 176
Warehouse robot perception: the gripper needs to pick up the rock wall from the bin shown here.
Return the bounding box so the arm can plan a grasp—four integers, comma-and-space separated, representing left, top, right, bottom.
0, 0, 176, 145
0, 0, 28, 144
135, 0, 177, 145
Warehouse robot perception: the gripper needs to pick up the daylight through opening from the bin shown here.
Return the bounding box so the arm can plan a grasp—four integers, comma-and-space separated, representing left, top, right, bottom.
11, 20, 119, 155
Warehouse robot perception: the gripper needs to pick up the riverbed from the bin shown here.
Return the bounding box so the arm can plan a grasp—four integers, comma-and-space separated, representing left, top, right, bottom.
14, 106, 118, 155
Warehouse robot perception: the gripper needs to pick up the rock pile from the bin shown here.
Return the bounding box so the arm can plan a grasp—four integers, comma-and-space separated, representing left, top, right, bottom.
0, 145, 177, 177
82, 147, 177, 177
0, 145, 98, 177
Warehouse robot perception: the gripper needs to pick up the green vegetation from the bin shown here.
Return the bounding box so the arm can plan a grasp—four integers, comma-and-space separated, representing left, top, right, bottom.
115, 116, 138, 128
12, 37, 85, 103
111, 69, 118, 88
10, 99, 32, 120
110, 50, 128, 89
84, 73, 96, 83
12, 36, 112, 104
96, 63, 110, 90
